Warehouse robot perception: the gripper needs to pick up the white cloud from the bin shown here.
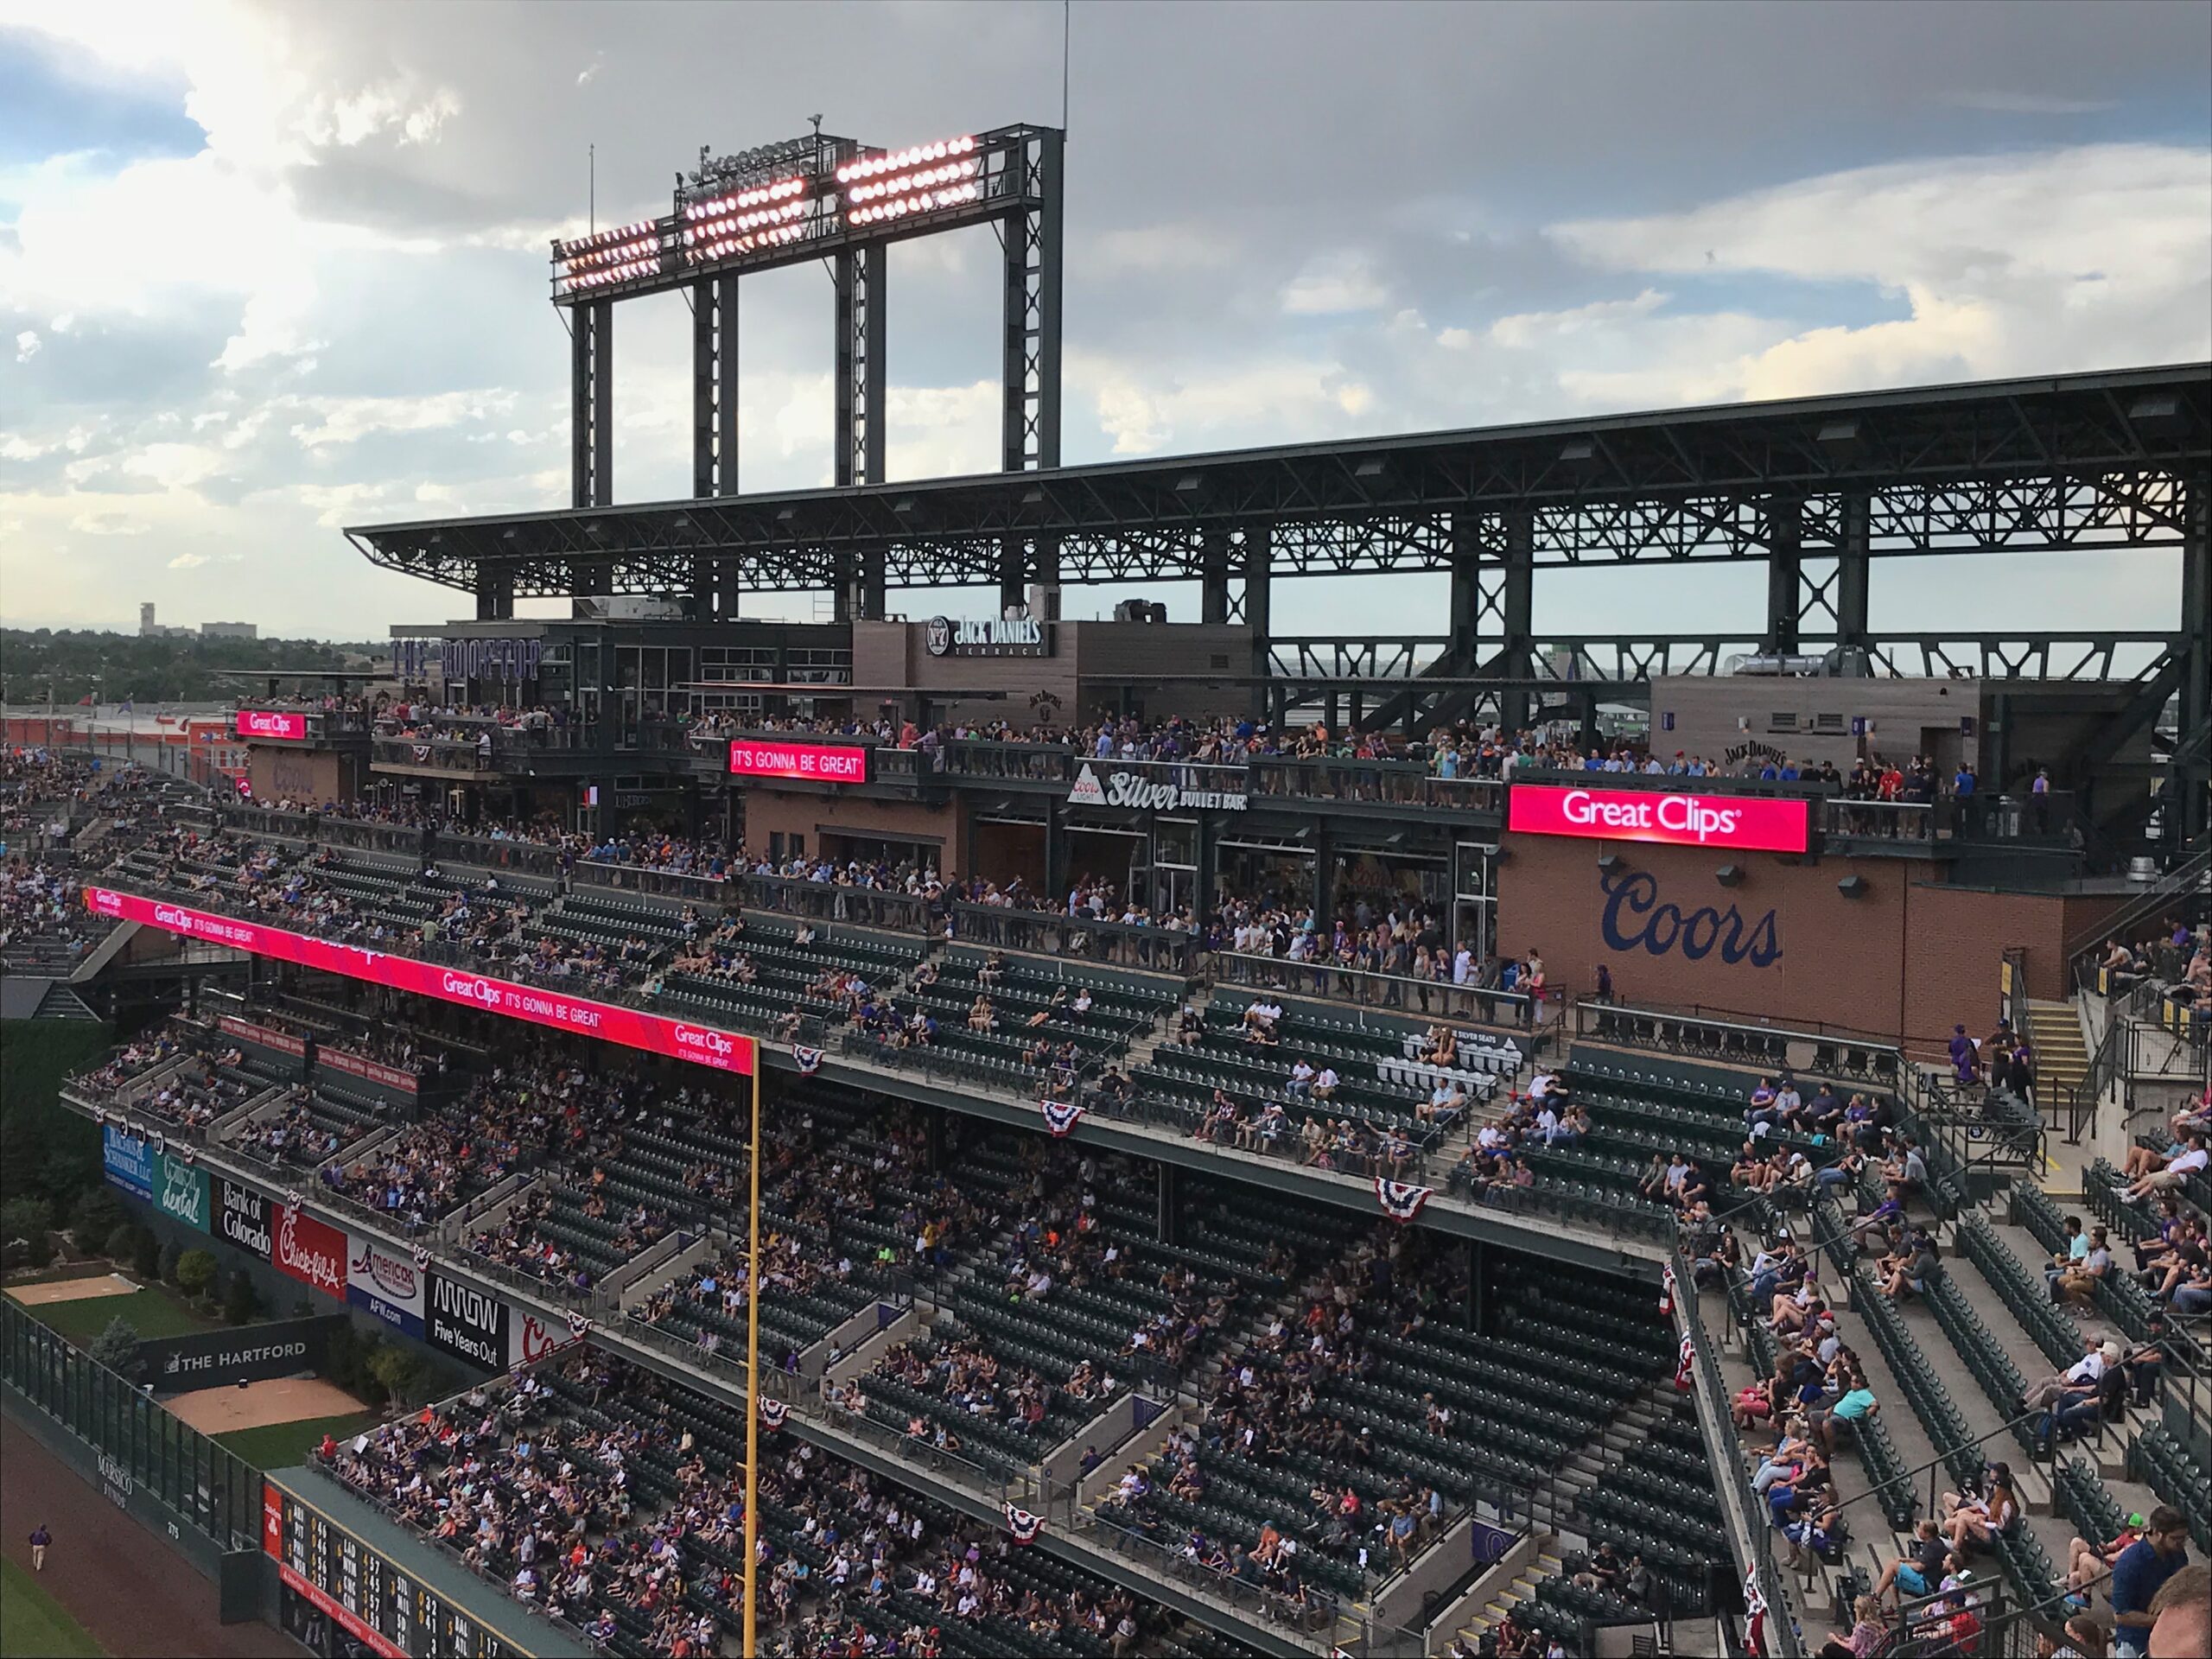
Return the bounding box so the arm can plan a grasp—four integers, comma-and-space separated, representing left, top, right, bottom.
167, 550, 209, 568
1544, 144, 2212, 401
284, 389, 519, 449
14, 331, 40, 362
1489, 289, 1670, 349
576, 53, 604, 86
1281, 251, 1388, 316
70, 511, 149, 536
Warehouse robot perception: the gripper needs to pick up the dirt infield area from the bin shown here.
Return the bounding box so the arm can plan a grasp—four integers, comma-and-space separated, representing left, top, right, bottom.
163, 1376, 365, 1437
7, 1273, 140, 1306
0, 1416, 295, 1659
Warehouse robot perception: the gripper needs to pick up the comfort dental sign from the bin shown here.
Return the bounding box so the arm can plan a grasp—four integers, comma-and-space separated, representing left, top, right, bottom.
79, 887, 755, 1077
1508, 783, 1811, 854
728, 738, 869, 784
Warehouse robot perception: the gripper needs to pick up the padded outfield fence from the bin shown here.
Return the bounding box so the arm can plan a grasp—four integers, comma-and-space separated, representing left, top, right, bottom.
1, 1297, 264, 1563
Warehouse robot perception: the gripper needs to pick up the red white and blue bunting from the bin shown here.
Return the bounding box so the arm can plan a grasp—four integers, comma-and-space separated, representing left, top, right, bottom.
565, 1310, 594, 1338
791, 1044, 824, 1076
1003, 1501, 1043, 1546
1660, 1263, 1677, 1319
760, 1396, 790, 1432
1039, 1098, 1085, 1138
1374, 1179, 1433, 1224
412, 1246, 433, 1270
1743, 1567, 1769, 1656
1674, 1332, 1695, 1393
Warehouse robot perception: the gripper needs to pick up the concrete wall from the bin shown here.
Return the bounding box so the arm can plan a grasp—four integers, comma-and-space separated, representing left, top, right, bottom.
852, 618, 1256, 728
1649, 674, 1983, 774
741, 790, 963, 872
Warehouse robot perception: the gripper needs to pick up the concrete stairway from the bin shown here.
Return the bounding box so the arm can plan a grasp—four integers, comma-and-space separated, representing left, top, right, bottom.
2026, 997, 2091, 1113
1451, 1543, 1567, 1649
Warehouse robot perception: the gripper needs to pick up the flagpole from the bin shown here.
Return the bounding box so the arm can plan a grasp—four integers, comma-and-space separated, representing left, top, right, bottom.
741, 1048, 761, 1659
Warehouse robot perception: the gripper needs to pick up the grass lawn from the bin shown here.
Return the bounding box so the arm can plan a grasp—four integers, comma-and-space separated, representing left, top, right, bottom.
5, 1285, 219, 1346
215, 1409, 382, 1472
0, 1555, 106, 1658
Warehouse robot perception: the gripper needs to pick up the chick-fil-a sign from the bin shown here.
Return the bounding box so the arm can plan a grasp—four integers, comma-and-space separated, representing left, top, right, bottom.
80, 887, 755, 1077
234, 709, 308, 741
1508, 783, 1811, 855
728, 738, 870, 785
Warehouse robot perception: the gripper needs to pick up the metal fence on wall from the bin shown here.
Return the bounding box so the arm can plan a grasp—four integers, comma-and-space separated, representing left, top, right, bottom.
1, 1298, 264, 1556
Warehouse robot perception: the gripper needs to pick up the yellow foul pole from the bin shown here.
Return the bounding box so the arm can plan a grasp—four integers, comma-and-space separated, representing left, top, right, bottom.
741, 1050, 761, 1658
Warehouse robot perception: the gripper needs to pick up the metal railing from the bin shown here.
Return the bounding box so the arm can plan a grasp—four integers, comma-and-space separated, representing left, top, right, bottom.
1211, 950, 1538, 1031
949, 902, 1199, 976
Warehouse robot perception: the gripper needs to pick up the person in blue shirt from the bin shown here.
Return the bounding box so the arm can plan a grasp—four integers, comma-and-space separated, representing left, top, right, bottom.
1953, 766, 1976, 798
2110, 1505, 2191, 1656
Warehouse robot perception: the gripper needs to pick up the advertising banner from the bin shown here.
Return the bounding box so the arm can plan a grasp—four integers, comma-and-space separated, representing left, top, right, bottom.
424, 1269, 509, 1372
81, 887, 757, 1078
217, 1176, 274, 1261
153, 1149, 212, 1234
235, 710, 308, 741
218, 1014, 308, 1058
318, 1046, 419, 1096
728, 738, 869, 784
346, 1232, 428, 1338
102, 1123, 154, 1201
509, 1306, 584, 1370
1506, 783, 1812, 855
272, 1202, 347, 1300
136, 1314, 345, 1394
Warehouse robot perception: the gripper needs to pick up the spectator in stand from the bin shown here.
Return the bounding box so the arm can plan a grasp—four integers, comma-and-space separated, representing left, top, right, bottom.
2111, 1506, 2193, 1658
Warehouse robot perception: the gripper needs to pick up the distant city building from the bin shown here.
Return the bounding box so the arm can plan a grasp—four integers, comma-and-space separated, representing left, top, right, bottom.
137, 601, 255, 639
200, 621, 258, 639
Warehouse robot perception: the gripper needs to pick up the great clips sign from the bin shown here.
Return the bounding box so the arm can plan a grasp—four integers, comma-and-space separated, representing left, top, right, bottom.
1508, 783, 1811, 855
235, 709, 308, 741
728, 738, 869, 785
81, 887, 756, 1078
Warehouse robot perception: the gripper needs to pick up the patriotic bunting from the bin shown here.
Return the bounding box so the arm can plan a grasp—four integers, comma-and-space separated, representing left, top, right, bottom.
1374, 1179, 1433, 1224
1674, 1332, 1695, 1392
412, 1246, 433, 1270
1039, 1098, 1085, 1138
760, 1396, 790, 1431
1003, 1501, 1043, 1545
791, 1044, 824, 1076
566, 1310, 595, 1338
1743, 1567, 1769, 1656
1660, 1263, 1677, 1319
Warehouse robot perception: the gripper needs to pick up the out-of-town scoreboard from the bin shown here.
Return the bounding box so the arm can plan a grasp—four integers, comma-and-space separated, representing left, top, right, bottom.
264, 1480, 520, 1659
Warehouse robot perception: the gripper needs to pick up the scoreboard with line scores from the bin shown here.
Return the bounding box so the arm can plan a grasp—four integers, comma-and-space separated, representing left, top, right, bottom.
264, 1479, 521, 1658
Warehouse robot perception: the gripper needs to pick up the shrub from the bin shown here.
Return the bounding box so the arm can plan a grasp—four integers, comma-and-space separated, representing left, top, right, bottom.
86, 1316, 141, 1372
222, 1268, 260, 1326
157, 1237, 182, 1285
175, 1248, 218, 1300
0, 1196, 51, 1264
68, 1186, 124, 1252
131, 1226, 161, 1281
105, 1222, 138, 1265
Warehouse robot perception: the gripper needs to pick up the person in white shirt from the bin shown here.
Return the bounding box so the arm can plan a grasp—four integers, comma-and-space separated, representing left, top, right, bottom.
1287, 1058, 1317, 1098
1313, 1065, 1339, 1101
1452, 946, 1473, 985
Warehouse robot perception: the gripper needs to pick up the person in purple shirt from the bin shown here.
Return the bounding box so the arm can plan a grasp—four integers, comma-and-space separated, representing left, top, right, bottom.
1948, 1025, 1980, 1087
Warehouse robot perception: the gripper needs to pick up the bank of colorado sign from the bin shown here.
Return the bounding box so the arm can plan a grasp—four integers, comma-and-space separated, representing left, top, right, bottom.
728, 738, 870, 785
234, 709, 308, 741
1508, 783, 1811, 855
81, 887, 756, 1079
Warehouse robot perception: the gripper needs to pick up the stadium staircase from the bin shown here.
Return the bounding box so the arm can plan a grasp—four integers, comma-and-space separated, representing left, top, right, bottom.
2024, 997, 2093, 1130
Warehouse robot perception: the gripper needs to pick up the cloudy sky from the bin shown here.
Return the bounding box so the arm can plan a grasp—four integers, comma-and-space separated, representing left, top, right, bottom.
2, 0, 2208, 643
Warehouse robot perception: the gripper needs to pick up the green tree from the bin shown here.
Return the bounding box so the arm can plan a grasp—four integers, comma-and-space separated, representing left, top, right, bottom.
87, 1316, 141, 1372
105, 1222, 139, 1264
366, 1344, 427, 1409
67, 1186, 125, 1251
131, 1225, 162, 1281
222, 1268, 260, 1325
1, 1196, 54, 1269
175, 1248, 218, 1300
157, 1236, 182, 1285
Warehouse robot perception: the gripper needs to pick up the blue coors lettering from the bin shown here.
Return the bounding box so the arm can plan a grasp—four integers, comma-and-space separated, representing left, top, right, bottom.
1599, 867, 1781, 968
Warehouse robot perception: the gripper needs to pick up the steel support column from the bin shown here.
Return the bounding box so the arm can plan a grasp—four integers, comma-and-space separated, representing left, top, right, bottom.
2182, 480, 2210, 846
1836, 490, 1872, 656
691, 275, 741, 616
997, 537, 1027, 617
1242, 527, 1273, 719
1446, 511, 1484, 664
570, 299, 613, 511
474, 569, 514, 621
1199, 533, 1230, 625
1764, 495, 1804, 655
1498, 508, 1535, 733
833, 246, 886, 621
1001, 127, 1063, 474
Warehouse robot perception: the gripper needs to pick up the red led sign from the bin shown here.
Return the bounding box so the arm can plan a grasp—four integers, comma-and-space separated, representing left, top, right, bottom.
728, 739, 869, 784
1507, 783, 1811, 854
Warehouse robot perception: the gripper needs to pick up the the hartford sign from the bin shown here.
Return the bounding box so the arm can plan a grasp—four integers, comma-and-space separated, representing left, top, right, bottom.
1507, 782, 1812, 855
81, 886, 756, 1077
1067, 762, 1249, 814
